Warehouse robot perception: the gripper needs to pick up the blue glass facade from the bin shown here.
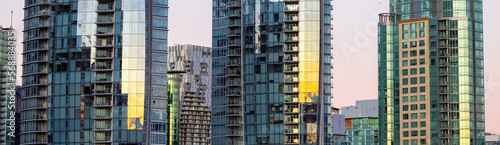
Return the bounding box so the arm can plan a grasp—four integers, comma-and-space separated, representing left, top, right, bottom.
211, 0, 332, 144
21, 0, 168, 144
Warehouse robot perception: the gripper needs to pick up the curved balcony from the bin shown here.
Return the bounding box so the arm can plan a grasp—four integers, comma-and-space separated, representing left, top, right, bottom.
22, 56, 49, 65
24, 0, 51, 9
226, 90, 241, 97
23, 20, 50, 32
227, 1, 241, 8
23, 10, 51, 20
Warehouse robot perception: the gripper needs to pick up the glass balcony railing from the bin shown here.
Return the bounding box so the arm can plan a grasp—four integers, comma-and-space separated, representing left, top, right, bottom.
285, 128, 299, 133
95, 109, 112, 118
227, 90, 241, 96
98, 3, 114, 11
96, 39, 114, 46
284, 66, 299, 72
228, 69, 241, 76
284, 76, 299, 82
285, 118, 299, 123
284, 45, 299, 52
284, 56, 298, 62
97, 16, 114, 23
285, 15, 299, 21
24, 44, 49, 52
95, 50, 113, 58
285, 96, 299, 103
96, 27, 114, 35
228, 49, 241, 56
227, 1, 241, 7
227, 10, 241, 17
94, 62, 113, 70
285, 36, 299, 41
229, 20, 241, 26
284, 25, 299, 31
94, 97, 111, 106
285, 108, 299, 113
285, 138, 300, 144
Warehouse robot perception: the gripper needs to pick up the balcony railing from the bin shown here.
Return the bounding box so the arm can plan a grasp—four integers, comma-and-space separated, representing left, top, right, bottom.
285, 128, 299, 133
284, 66, 299, 72
228, 49, 241, 56
97, 16, 114, 23
285, 15, 299, 21
96, 39, 113, 46
96, 27, 114, 35
97, 3, 114, 11
228, 69, 241, 76
284, 46, 299, 52
284, 56, 298, 62
285, 36, 299, 41
284, 76, 299, 82
285, 96, 299, 103
95, 50, 113, 58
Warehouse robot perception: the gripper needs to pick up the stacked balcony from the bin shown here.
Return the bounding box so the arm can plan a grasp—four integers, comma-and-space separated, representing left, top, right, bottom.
93, 1, 115, 144
21, 0, 51, 143
179, 93, 211, 145
283, 2, 301, 144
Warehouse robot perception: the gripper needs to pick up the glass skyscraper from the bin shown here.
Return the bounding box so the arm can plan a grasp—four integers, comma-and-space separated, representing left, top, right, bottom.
21, 0, 167, 144
378, 0, 485, 145
1, 26, 16, 145
211, 0, 333, 144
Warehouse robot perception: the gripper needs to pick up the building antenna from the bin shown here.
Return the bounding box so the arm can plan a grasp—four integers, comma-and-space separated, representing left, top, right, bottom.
10, 11, 13, 30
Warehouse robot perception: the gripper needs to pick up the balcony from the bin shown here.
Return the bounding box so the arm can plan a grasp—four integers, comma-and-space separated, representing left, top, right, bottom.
20, 136, 48, 144
23, 79, 48, 87
225, 111, 242, 117
227, 69, 241, 76
285, 15, 299, 22
96, 15, 114, 24
94, 85, 112, 95
25, 0, 51, 8
227, 49, 241, 57
284, 86, 299, 93
94, 132, 112, 142
227, 59, 241, 67
97, 3, 114, 12
284, 4, 299, 12
284, 75, 299, 82
285, 118, 300, 124
284, 25, 299, 32
226, 90, 241, 97
226, 119, 243, 126
228, 40, 241, 47
23, 44, 49, 53
94, 62, 113, 71
227, 1, 241, 8
285, 96, 299, 103
227, 79, 241, 87
285, 108, 300, 114
226, 100, 242, 107
226, 130, 243, 136
94, 97, 112, 107
96, 39, 114, 47
285, 128, 300, 134
284, 45, 299, 52
284, 66, 299, 72
23, 55, 49, 64
94, 109, 112, 118
285, 36, 299, 42
96, 27, 114, 36
227, 10, 241, 18
94, 50, 113, 59
285, 138, 300, 144
228, 20, 241, 28
94, 121, 112, 130
284, 55, 299, 62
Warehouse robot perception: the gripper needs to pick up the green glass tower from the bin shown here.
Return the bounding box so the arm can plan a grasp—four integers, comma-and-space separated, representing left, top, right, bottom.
378, 0, 485, 145
212, 0, 333, 144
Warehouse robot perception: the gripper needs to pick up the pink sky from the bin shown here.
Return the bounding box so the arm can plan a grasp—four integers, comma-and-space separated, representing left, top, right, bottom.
2, 0, 498, 134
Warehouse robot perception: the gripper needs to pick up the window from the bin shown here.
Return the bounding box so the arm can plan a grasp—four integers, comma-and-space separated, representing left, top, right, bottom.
402, 51, 408, 57
419, 40, 425, 46
403, 131, 409, 137
404, 140, 409, 145
411, 122, 418, 128
403, 60, 408, 66
403, 88, 409, 94
411, 105, 418, 110
403, 79, 409, 85
420, 95, 426, 101
420, 95, 425, 101
420, 104, 426, 110
411, 96, 418, 102
411, 87, 418, 93
420, 121, 426, 127
403, 105, 409, 111
402, 42, 408, 48
420, 113, 426, 119
403, 114, 409, 119
403, 69, 409, 75
419, 49, 425, 56
420, 77, 426, 84
412, 139, 418, 145
410, 41, 417, 47
411, 113, 418, 119
403, 97, 409, 102
411, 131, 418, 136
411, 78, 418, 84
410, 68, 417, 75
420, 130, 426, 136
419, 58, 425, 65
410, 50, 417, 57
421, 139, 427, 144
403, 122, 409, 128
419, 68, 425, 74
410, 59, 417, 66
420, 86, 426, 92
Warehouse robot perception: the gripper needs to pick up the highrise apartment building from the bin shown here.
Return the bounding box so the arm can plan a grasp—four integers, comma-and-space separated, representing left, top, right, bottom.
341, 99, 379, 145
21, 0, 167, 144
211, 0, 333, 144
378, 1, 485, 145
167, 45, 212, 145
1, 26, 16, 145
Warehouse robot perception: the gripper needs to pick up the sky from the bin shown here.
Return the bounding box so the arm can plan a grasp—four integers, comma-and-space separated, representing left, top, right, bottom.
1, 0, 499, 134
